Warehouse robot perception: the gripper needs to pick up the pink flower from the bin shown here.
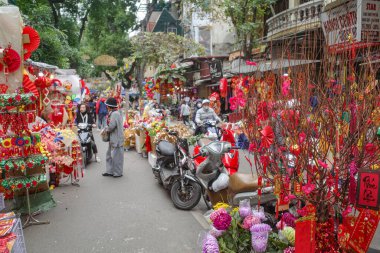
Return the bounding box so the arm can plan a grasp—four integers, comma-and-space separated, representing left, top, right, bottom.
342, 206, 352, 217
318, 160, 328, 169
242, 215, 261, 230
276, 221, 286, 230
210, 208, 232, 231
213, 212, 232, 231
302, 183, 316, 195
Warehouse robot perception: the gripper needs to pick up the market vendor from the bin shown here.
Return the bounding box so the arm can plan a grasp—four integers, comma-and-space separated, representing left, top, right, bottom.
75, 103, 101, 162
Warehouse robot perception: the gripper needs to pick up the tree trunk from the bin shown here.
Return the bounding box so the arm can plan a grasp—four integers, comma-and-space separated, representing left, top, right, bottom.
47, 0, 60, 28
79, 8, 91, 44
136, 62, 147, 95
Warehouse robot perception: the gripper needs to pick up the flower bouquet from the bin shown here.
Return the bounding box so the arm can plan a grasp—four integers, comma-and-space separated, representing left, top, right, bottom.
201, 202, 293, 253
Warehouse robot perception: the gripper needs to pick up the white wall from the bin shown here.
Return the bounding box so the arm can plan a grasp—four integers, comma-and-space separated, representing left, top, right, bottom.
183, 4, 236, 56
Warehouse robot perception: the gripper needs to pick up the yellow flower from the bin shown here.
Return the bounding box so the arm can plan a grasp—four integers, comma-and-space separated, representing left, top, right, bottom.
213, 202, 230, 210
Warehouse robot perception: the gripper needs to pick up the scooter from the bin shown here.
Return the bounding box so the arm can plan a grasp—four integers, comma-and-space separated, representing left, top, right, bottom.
193, 121, 239, 174
190, 140, 277, 224
77, 123, 94, 165
152, 131, 202, 210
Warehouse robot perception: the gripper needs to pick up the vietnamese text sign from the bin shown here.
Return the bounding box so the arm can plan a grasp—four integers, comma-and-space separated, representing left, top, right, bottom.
361, 0, 380, 43
321, 0, 380, 47
356, 170, 380, 210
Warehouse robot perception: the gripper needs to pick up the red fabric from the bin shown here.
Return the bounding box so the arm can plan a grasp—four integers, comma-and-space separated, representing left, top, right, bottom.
145, 132, 152, 153
295, 218, 316, 253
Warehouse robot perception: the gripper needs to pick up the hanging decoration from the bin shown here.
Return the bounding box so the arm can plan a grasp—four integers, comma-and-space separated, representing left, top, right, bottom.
22, 26, 40, 58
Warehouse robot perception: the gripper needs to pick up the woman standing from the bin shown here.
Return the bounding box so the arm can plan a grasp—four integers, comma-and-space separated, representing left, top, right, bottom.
102, 97, 124, 178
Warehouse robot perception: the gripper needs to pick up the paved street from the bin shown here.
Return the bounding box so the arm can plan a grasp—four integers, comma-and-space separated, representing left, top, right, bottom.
23, 133, 207, 253
23, 134, 380, 253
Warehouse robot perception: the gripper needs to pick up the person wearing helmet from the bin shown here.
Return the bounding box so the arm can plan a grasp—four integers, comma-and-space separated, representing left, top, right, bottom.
195, 99, 221, 135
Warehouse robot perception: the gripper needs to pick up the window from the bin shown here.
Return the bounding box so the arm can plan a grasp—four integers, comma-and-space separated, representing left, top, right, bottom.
167, 27, 177, 34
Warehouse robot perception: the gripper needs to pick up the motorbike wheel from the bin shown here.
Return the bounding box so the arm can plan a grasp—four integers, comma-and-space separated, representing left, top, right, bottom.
171, 180, 202, 210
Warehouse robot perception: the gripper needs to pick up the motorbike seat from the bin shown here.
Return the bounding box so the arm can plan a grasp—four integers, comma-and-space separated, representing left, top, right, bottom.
198, 138, 212, 147
157, 141, 176, 156
229, 173, 259, 193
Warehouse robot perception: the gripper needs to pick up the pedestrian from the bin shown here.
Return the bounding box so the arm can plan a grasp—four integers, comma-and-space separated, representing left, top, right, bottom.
87, 97, 97, 124
102, 97, 124, 178
97, 97, 108, 130
180, 101, 191, 125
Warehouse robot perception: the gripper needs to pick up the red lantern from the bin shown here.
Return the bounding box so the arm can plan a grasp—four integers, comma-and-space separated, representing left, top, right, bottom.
219, 78, 228, 98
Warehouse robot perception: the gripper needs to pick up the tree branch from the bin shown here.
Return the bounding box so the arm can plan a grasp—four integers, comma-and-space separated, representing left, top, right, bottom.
47, 0, 60, 28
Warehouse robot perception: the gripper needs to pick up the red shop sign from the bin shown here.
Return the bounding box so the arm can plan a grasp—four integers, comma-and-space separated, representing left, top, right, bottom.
356, 170, 380, 210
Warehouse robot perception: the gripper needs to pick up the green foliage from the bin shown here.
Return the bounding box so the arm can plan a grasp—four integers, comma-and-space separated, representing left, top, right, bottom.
131, 32, 205, 68
267, 232, 291, 252
12, 0, 137, 77
217, 210, 251, 253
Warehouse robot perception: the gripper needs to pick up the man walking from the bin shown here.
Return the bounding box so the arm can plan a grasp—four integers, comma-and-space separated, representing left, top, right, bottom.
102, 97, 124, 178
180, 101, 191, 125
97, 97, 108, 130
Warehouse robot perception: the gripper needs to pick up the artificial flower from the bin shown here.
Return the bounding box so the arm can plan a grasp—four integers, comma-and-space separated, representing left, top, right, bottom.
202, 234, 219, 253
242, 215, 261, 230
212, 210, 232, 231
281, 227, 295, 246
302, 183, 316, 195
317, 159, 328, 169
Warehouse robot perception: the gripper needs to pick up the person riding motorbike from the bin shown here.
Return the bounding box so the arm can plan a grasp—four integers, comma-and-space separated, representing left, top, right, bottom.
195, 99, 221, 135
76, 103, 101, 162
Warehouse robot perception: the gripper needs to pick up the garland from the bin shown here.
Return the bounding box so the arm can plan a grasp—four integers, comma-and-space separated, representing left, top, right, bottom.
0, 93, 37, 107
0, 133, 41, 149
0, 155, 48, 173
1, 174, 47, 191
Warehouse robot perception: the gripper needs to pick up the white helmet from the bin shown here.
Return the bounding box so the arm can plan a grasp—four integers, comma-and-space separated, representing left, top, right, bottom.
202, 99, 210, 105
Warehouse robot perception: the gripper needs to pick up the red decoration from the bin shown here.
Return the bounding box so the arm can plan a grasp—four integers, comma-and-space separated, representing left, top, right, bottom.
22, 26, 41, 53
295, 217, 316, 253
23, 51, 32, 61
245, 60, 257, 66
260, 126, 274, 148
356, 170, 380, 210
17, 183, 23, 189
1, 47, 21, 73
219, 78, 228, 98
348, 209, 380, 253
315, 219, 340, 252
0, 84, 8, 94
32, 180, 37, 186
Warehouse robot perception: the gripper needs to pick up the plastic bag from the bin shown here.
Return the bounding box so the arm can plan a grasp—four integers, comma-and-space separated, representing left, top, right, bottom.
211, 173, 229, 192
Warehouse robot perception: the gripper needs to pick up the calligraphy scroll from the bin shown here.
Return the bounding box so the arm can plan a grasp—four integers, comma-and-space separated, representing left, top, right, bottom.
356, 170, 380, 210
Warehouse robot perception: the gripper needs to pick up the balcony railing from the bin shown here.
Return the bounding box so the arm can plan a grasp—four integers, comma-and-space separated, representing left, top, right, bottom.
266, 0, 324, 39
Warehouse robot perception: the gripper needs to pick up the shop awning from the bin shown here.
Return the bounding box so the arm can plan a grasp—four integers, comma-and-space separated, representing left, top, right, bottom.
25, 59, 58, 71
229, 59, 320, 74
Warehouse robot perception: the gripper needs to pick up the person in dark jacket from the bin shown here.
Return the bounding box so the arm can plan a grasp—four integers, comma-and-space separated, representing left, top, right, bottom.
76, 103, 101, 162
97, 98, 108, 130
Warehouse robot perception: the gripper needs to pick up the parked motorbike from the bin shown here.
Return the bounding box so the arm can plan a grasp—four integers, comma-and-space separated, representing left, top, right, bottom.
190, 140, 277, 224
77, 123, 94, 165
152, 131, 202, 210
193, 121, 239, 175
